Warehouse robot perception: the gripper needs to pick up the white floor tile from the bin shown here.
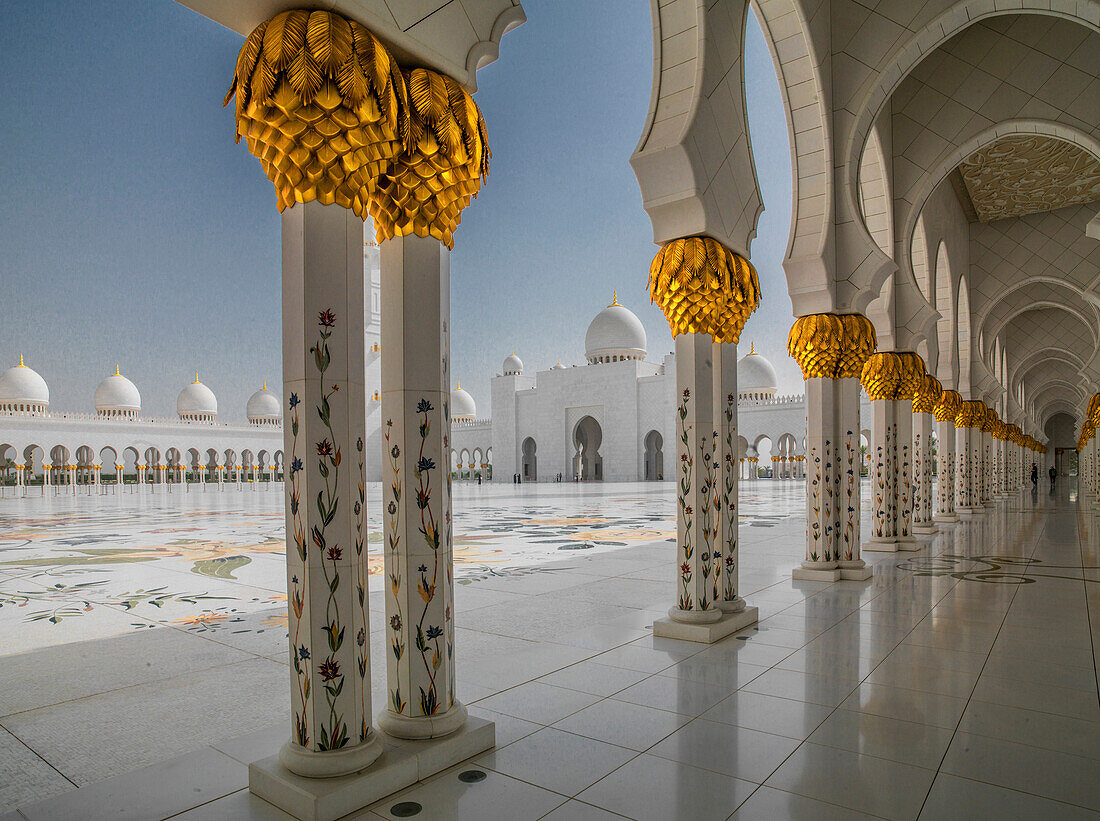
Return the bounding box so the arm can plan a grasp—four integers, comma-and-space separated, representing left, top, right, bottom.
730, 786, 883, 820
369, 765, 566, 821
552, 699, 691, 751
477, 728, 636, 796
474, 682, 601, 725
919, 773, 1100, 820
701, 690, 832, 740
647, 717, 800, 783
807, 708, 954, 769
576, 753, 755, 821
610, 673, 732, 716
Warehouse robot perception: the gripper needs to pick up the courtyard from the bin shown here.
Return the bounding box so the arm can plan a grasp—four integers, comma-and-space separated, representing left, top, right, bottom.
2, 480, 1098, 820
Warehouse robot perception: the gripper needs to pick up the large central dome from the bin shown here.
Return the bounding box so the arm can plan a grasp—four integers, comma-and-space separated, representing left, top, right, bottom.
585, 293, 647, 364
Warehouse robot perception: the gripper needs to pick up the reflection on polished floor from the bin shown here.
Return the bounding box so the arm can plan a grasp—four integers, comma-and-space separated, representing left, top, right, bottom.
4, 480, 1099, 820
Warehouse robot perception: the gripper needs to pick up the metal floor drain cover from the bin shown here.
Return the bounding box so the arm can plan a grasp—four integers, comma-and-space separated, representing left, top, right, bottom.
458, 769, 487, 783
390, 801, 422, 817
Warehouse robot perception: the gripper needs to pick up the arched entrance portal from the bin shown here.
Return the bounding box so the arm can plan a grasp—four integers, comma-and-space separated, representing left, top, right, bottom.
643, 430, 663, 480
521, 437, 537, 481
573, 416, 603, 481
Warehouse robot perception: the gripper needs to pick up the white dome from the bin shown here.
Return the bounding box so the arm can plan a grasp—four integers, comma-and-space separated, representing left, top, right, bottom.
94, 368, 141, 416
502, 352, 523, 375
177, 376, 218, 421
551, 359, 567, 370
451, 382, 476, 420
0, 357, 49, 410
585, 293, 647, 364
738, 345, 778, 396
247, 382, 281, 425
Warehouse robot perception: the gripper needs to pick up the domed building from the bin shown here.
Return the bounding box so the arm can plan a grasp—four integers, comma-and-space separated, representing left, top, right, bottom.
177, 376, 218, 423
94, 367, 141, 420
451, 382, 477, 422
502, 353, 523, 376
584, 293, 647, 364
0, 356, 49, 415
737, 343, 778, 403
246, 382, 281, 427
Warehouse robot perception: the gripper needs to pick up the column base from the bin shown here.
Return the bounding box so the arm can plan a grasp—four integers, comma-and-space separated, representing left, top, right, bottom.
837, 560, 872, 581
933, 513, 959, 524
653, 606, 759, 644
279, 734, 383, 779
250, 717, 494, 821
718, 597, 746, 613
863, 538, 919, 552
913, 523, 938, 536
792, 561, 841, 582
956, 506, 984, 517
377, 701, 468, 740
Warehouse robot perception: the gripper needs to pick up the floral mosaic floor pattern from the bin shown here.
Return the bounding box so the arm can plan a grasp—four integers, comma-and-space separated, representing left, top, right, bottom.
0, 481, 804, 656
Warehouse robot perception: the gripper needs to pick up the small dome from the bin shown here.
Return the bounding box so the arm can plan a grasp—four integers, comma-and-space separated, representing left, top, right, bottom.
94, 367, 141, 418
551, 359, 567, 370
738, 344, 778, 399
0, 356, 49, 412
503, 352, 523, 375
451, 381, 476, 421
177, 375, 218, 421
585, 292, 647, 364
247, 382, 281, 426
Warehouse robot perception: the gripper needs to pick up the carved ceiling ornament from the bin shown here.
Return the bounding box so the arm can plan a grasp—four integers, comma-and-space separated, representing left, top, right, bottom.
957, 135, 1100, 223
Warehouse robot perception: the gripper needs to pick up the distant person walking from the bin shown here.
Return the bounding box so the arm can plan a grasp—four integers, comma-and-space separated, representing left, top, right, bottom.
1031, 463, 1038, 487
1049, 465, 1057, 491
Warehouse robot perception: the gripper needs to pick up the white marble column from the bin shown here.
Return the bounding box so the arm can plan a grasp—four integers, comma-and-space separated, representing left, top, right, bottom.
279, 201, 380, 776
981, 424, 994, 507
955, 415, 982, 514
912, 409, 936, 535
654, 334, 757, 641
934, 404, 959, 523
377, 233, 465, 740
714, 341, 745, 612
865, 398, 917, 552
795, 377, 840, 579
834, 377, 867, 577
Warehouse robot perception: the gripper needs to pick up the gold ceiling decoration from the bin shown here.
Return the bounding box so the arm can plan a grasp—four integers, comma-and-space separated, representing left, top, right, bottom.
957, 135, 1100, 223
912, 373, 943, 414
369, 68, 490, 249
860, 352, 924, 401
224, 10, 406, 217
648, 237, 761, 344
787, 314, 876, 379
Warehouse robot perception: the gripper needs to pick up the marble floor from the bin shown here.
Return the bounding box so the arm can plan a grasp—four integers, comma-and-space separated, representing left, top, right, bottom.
2, 479, 1099, 820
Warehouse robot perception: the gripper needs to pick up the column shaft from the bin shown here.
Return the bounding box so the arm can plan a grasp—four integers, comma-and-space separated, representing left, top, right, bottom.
378, 233, 465, 739
912, 411, 936, 533
935, 419, 957, 522
956, 426, 980, 513
714, 341, 743, 612
865, 400, 916, 550
280, 201, 378, 776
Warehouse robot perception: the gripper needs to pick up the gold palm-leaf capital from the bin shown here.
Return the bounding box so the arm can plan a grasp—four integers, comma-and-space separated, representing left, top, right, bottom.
649, 237, 761, 343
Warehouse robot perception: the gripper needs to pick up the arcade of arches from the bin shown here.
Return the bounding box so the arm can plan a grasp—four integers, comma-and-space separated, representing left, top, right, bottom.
10, 1, 1100, 819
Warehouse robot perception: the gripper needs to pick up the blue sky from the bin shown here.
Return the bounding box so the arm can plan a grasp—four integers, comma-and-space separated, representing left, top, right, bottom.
0, 0, 800, 422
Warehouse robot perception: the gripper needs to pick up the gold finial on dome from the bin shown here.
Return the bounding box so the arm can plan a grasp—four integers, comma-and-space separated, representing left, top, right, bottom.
609, 291, 619, 307
19, 354, 24, 367
263, 380, 267, 390
194, 373, 200, 384
114, 364, 121, 376
750, 341, 756, 355
457, 379, 461, 390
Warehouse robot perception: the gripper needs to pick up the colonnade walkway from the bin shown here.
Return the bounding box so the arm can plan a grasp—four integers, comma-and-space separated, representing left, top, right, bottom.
6, 481, 1099, 820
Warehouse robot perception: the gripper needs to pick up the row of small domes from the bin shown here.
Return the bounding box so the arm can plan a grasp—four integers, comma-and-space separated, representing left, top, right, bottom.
0, 358, 281, 423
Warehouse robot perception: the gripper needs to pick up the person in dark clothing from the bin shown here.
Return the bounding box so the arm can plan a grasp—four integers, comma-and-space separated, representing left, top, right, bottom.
1031, 464, 1038, 487
1049, 465, 1057, 490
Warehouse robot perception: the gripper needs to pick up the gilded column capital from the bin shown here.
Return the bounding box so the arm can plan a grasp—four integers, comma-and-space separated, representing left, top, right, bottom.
912, 373, 943, 414
369, 67, 490, 248
979, 404, 998, 433
648, 237, 761, 343
786, 313, 876, 379
225, 10, 406, 217
955, 400, 986, 429
226, 10, 489, 249
860, 351, 924, 401
1088, 393, 1100, 426
933, 389, 962, 423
